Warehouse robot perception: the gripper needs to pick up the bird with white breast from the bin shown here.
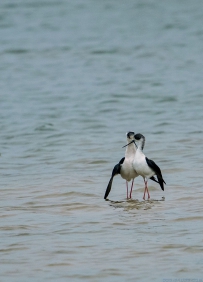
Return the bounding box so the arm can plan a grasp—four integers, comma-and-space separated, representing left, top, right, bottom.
104, 131, 138, 200
104, 132, 159, 200
127, 133, 166, 200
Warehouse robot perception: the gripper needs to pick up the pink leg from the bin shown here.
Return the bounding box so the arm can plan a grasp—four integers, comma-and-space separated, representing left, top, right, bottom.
147, 186, 150, 199
126, 181, 129, 199
129, 179, 134, 199
143, 180, 147, 200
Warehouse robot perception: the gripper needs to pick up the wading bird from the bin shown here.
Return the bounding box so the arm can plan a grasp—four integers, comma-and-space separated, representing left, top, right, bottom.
126, 133, 166, 200
104, 132, 158, 200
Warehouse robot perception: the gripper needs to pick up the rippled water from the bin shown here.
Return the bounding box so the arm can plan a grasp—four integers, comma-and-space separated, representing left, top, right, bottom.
0, 0, 203, 281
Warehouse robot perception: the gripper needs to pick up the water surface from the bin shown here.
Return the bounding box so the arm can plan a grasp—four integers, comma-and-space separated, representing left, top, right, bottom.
0, 0, 203, 281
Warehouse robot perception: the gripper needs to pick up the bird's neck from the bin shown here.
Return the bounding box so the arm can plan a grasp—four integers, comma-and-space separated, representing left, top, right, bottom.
137, 137, 145, 152
125, 142, 136, 158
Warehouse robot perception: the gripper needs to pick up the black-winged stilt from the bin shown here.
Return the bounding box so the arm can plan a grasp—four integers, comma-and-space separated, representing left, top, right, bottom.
127, 133, 166, 200
104, 132, 138, 200
104, 132, 158, 200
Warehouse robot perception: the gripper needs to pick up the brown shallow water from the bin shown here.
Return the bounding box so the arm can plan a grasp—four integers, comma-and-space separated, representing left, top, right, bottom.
0, 0, 203, 281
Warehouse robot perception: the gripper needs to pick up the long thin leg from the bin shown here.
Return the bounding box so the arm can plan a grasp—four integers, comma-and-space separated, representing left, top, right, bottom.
143, 180, 150, 200
143, 180, 147, 200
129, 179, 134, 199
147, 186, 150, 199
126, 181, 129, 199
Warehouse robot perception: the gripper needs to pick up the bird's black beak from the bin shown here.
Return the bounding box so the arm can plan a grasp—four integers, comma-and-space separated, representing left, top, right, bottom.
122, 140, 135, 148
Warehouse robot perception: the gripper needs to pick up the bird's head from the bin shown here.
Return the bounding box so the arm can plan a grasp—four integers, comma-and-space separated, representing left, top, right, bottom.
122, 131, 135, 148
134, 133, 145, 150
126, 131, 135, 143
123, 133, 145, 149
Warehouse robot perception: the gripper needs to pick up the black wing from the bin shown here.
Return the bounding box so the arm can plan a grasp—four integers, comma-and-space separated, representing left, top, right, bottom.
146, 157, 166, 191
104, 157, 125, 199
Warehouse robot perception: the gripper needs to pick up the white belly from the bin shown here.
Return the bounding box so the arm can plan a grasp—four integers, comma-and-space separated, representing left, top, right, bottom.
133, 152, 154, 179
120, 159, 138, 182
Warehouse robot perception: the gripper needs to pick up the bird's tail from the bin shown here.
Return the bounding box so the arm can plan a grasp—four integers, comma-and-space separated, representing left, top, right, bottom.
104, 177, 113, 199
157, 175, 166, 191
150, 176, 159, 184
